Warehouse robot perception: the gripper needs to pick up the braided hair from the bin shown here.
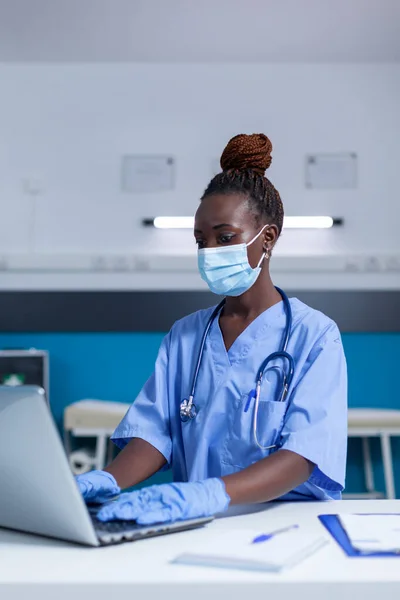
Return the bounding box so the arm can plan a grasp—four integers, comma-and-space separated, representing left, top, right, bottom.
201, 133, 284, 235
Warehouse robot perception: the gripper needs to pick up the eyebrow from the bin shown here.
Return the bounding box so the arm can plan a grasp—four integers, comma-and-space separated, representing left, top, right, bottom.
194, 223, 234, 234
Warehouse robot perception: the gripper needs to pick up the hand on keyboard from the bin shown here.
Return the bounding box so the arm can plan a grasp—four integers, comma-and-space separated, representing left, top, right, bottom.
76, 470, 121, 504
96, 478, 230, 525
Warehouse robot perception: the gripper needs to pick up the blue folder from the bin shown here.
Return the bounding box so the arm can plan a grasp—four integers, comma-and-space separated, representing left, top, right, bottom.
318, 514, 400, 557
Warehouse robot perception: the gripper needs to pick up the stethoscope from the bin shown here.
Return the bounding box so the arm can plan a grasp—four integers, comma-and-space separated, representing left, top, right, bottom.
179, 287, 294, 450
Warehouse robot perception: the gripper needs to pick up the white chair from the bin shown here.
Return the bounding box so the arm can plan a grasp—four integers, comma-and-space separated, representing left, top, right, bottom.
64, 400, 130, 473
347, 408, 400, 499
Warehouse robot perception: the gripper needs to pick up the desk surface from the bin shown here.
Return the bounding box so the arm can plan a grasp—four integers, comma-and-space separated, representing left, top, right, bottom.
1, 500, 400, 600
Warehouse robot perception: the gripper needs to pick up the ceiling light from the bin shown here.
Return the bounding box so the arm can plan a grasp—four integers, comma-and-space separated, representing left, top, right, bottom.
143, 216, 343, 230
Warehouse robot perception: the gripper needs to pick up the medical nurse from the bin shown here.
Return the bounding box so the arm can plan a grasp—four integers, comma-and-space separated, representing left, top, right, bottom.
77, 133, 347, 525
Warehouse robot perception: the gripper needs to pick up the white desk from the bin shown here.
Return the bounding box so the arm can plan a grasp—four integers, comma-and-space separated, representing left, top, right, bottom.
1, 500, 400, 600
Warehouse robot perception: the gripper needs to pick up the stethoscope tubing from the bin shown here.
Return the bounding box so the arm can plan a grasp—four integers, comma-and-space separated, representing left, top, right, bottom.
180, 288, 294, 437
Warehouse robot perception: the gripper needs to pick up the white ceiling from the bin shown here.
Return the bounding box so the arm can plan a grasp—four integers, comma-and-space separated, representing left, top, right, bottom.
0, 0, 399, 63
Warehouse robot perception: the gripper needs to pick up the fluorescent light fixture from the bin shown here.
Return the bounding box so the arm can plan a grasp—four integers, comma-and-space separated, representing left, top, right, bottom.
283, 216, 335, 229
153, 216, 195, 229
143, 216, 343, 230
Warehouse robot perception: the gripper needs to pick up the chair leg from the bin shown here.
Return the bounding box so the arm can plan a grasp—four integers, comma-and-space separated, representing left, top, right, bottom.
63, 428, 72, 456
94, 434, 107, 471
362, 437, 375, 494
381, 434, 396, 499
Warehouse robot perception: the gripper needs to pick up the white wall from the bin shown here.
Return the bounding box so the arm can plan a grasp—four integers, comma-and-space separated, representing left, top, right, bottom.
0, 63, 399, 289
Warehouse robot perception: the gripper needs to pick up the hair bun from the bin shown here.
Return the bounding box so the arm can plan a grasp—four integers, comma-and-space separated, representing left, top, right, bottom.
220, 133, 272, 176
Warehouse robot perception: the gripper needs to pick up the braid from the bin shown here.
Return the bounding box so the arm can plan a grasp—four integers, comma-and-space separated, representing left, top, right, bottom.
201, 134, 284, 234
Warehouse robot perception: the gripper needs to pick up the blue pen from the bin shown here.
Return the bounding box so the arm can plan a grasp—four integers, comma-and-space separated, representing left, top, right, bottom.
244, 389, 256, 413
252, 524, 299, 544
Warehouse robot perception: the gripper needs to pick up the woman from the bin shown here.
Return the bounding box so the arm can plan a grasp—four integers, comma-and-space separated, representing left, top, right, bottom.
77, 133, 347, 524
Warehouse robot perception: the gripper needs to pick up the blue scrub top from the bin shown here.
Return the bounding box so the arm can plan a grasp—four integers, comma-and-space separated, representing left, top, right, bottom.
112, 298, 347, 500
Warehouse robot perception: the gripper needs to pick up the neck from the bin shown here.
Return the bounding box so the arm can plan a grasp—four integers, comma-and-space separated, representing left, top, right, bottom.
223, 269, 282, 319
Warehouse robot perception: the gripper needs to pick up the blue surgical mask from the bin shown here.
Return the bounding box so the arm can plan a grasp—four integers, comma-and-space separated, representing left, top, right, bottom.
197, 225, 269, 297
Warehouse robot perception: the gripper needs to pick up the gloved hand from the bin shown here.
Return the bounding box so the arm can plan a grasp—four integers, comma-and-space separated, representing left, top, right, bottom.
97, 478, 230, 524
76, 470, 121, 504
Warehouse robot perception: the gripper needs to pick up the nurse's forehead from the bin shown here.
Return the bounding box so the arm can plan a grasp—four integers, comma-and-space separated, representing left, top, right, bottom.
195, 193, 254, 228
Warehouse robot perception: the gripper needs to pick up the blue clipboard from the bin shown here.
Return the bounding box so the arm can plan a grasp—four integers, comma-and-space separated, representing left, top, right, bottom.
319, 514, 400, 557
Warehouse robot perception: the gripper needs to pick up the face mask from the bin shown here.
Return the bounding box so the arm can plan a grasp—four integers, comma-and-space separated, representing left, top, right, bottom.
197, 225, 269, 297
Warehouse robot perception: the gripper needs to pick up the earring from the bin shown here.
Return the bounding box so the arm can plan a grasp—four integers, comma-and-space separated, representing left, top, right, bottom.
265, 247, 270, 260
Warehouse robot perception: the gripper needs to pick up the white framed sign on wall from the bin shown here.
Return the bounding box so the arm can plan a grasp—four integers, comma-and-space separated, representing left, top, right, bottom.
121, 155, 175, 193
305, 153, 357, 189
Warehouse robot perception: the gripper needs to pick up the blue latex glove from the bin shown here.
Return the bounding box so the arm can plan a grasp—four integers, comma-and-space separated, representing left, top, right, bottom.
75, 470, 121, 504
97, 478, 230, 524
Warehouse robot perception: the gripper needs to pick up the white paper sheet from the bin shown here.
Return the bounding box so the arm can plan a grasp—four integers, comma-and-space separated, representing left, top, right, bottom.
339, 514, 400, 553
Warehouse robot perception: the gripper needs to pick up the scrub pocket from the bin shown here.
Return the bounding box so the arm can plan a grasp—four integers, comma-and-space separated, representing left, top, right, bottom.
251, 398, 288, 449
222, 385, 288, 470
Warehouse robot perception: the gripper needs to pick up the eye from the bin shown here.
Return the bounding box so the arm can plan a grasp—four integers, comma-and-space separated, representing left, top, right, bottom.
195, 239, 205, 249
219, 234, 236, 244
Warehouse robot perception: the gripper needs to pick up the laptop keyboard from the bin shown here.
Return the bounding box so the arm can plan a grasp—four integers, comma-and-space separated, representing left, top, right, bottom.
88, 505, 213, 546
91, 516, 139, 533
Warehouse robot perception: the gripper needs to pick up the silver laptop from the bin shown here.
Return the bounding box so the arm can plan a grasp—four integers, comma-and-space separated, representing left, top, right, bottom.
0, 386, 212, 546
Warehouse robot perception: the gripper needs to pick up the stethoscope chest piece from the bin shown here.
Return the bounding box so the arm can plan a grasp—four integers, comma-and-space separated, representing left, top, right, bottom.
180, 398, 197, 422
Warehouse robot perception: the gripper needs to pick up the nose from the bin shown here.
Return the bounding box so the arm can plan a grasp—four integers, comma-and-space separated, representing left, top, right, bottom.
203, 240, 218, 249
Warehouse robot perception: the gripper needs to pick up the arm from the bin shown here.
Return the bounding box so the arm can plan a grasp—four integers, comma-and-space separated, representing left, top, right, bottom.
223, 449, 313, 504
104, 438, 166, 490
95, 447, 312, 524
